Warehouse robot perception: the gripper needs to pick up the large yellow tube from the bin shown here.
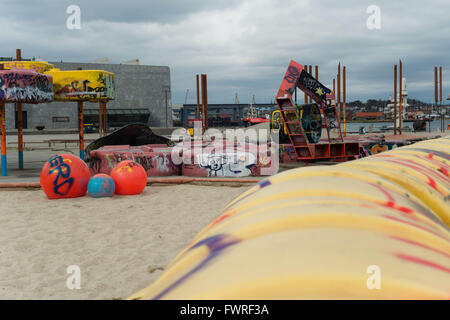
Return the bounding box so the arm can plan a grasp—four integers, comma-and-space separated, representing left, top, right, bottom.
130, 136, 450, 299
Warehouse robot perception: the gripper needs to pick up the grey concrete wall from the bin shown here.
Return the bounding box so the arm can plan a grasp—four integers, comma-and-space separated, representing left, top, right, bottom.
5, 62, 172, 129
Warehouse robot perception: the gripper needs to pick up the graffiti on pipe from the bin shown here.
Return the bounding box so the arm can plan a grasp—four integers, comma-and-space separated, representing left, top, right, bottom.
1, 61, 55, 73
47, 70, 115, 102
0, 70, 53, 103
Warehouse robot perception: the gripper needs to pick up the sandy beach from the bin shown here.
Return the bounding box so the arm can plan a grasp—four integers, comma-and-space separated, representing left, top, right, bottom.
0, 184, 249, 299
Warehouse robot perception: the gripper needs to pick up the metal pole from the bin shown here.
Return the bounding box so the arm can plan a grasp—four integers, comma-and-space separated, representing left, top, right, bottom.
399, 60, 402, 135
308, 65, 313, 103
337, 63, 341, 121
16, 49, 23, 169
77, 67, 85, 160
439, 66, 443, 132
0, 64, 6, 176
78, 101, 84, 160
343, 66, 346, 137
196, 74, 200, 120
434, 66, 438, 133
98, 102, 103, 136
201, 74, 206, 132
294, 84, 297, 105
203, 74, 208, 131
103, 102, 107, 136
394, 64, 397, 135
304, 65, 308, 104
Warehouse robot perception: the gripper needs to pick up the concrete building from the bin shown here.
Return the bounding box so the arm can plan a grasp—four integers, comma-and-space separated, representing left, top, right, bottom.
4, 61, 172, 130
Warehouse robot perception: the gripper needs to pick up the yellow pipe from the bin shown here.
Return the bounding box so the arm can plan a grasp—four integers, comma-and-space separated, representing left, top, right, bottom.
129, 136, 450, 300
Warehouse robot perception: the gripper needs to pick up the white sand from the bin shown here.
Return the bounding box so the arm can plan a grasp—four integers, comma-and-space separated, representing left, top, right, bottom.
0, 184, 249, 299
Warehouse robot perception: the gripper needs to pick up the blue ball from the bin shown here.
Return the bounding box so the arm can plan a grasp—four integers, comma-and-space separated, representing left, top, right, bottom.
88, 174, 115, 198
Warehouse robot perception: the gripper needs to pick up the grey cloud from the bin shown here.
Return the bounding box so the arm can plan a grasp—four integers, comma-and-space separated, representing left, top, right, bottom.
0, 0, 449, 104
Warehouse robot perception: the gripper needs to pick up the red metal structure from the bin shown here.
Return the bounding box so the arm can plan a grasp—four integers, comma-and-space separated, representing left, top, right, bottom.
275, 60, 359, 161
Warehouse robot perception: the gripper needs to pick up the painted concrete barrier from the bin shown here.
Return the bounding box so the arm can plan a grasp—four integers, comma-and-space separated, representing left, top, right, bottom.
89, 141, 276, 177
129, 136, 450, 299
180, 141, 275, 177
0, 69, 53, 103
89, 144, 180, 177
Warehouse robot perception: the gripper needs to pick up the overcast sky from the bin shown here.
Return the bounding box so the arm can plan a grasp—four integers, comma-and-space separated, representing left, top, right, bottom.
1, 0, 449, 104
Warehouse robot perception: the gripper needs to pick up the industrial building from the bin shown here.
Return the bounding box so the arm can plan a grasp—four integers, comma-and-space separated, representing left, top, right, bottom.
174, 103, 276, 127
2, 60, 172, 130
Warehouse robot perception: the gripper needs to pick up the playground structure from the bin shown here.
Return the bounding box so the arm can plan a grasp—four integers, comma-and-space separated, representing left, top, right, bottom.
0, 49, 115, 176
0, 56, 54, 176
272, 60, 360, 163
129, 136, 450, 299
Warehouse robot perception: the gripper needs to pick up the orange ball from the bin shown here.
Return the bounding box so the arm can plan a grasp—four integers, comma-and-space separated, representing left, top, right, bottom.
40, 154, 91, 199
110, 160, 147, 195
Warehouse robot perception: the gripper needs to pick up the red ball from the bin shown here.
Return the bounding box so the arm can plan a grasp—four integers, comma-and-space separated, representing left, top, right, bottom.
40, 154, 91, 199
110, 160, 147, 195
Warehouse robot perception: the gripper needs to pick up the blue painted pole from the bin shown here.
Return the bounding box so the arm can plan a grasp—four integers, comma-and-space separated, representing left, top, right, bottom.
0, 63, 6, 176
0, 101, 6, 176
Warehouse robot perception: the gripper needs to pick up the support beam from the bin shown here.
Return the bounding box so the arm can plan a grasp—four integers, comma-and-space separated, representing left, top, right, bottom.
16, 49, 23, 169
308, 65, 312, 103
196, 74, 200, 120
0, 100, 6, 176
394, 64, 397, 135
78, 101, 84, 160
98, 102, 103, 136
439, 66, 443, 132
399, 60, 403, 135
103, 102, 108, 136
0, 63, 6, 176
304, 65, 308, 104
77, 67, 85, 160
343, 66, 346, 137
201, 74, 208, 132
337, 63, 341, 121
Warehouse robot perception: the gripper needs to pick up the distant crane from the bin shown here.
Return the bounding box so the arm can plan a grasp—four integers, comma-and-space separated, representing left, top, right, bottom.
235, 93, 240, 104
184, 89, 189, 104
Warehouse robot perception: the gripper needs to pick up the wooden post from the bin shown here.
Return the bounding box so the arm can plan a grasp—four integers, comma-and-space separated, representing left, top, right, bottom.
16, 49, 23, 169
99, 101, 107, 137
98, 102, 103, 136
343, 66, 346, 137
103, 102, 107, 136
78, 101, 84, 159
434, 66, 438, 133
0, 61, 6, 175
400, 63, 404, 133
196, 74, 200, 120
315, 65, 318, 80
77, 67, 85, 160
394, 64, 397, 135
202, 74, 208, 131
